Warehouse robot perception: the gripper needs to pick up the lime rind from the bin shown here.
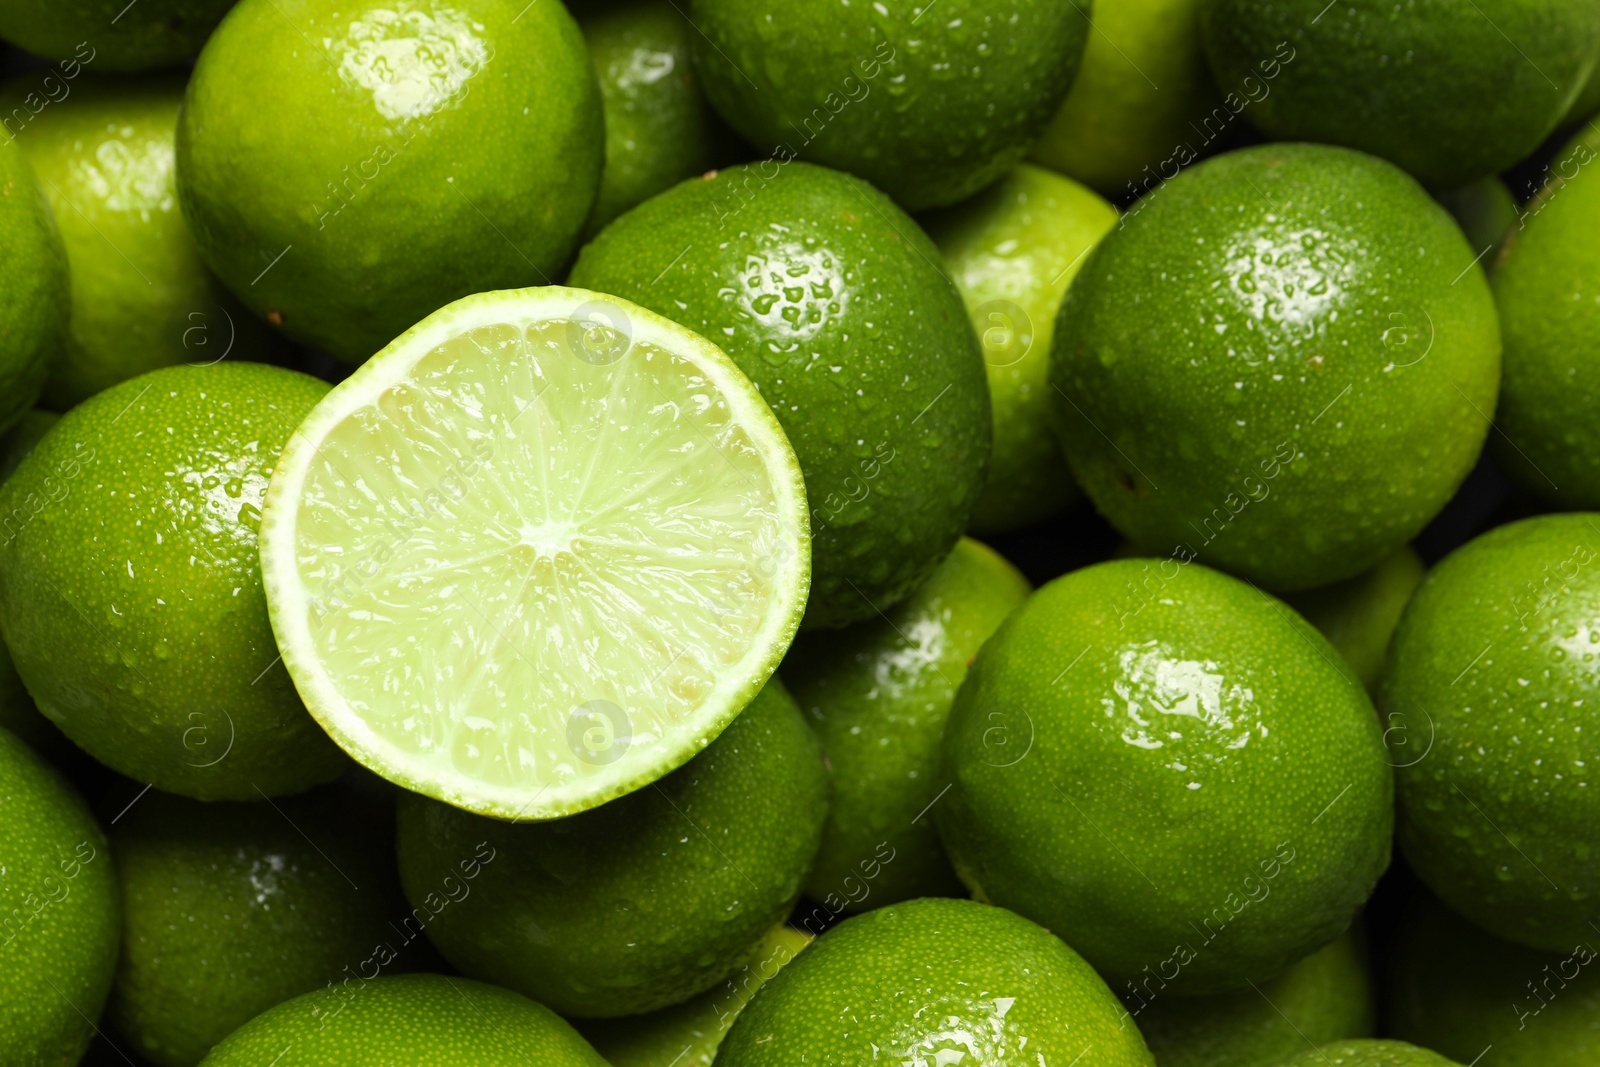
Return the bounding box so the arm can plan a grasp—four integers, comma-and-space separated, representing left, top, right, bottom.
259, 286, 810, 821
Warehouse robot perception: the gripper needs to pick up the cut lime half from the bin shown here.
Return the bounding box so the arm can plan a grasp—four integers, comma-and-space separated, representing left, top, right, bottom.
259, 287, 810, 820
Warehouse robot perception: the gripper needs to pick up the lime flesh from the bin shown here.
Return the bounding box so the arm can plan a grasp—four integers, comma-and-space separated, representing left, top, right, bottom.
259, 286, 810, 821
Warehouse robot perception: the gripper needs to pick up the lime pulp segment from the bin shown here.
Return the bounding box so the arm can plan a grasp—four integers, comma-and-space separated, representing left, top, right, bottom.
259, 287, 810, 820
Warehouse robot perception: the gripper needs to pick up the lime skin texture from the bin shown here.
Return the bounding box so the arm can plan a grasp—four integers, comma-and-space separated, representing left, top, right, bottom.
0, 0, 235, 71
1277, 1041, 1464, 1067
198, 973, 609, 1067
108, 784, 413, 1067
576, 924, 811, 1067
923, 164, 1117, 534
1383, 513, 1600, 953
395, 679, 827, 1019
1030, 0, 1220, 197
177, 0, 603, 364
1132, 932, 1373, 1067
1492, 125, 1600, 507
1051, 142, 1500, 593
1198, 0, 1600, 188
0, 728, 120, 1067
937, 559, 1393, 995
782, 537, 1028, 912
0, 139, 67, 435
1388, 893, 1600, 1067
570, 162, 991, 629
0, 363, 349, 800
0, 74, 280, 410
716, 897, 1155, 1067
686, 0, 1090, 212
0, 412, 70, 759
1286, 545, 1425, 693
580, 0, 736, 238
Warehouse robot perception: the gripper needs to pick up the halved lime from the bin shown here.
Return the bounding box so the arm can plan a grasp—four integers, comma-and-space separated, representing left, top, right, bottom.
259, 287, 810, 820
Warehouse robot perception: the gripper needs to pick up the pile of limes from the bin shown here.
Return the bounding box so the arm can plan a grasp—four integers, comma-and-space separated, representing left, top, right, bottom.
0, 0, 1598, 1064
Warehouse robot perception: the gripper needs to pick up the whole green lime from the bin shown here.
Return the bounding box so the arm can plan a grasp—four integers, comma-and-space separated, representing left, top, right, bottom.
1030, 0, 1220, 197
199, 973, 608, 1067
108, 784, 411, 1067
686, 0, 1089, 211
1388, 893, 1600, 1067
0, 1, 234, 71
1198, 0, 1600, 187
0, 363, 348, 799
1051, 143, 1500, 592
1383, 513, 1600, 951
1434, 179, 1518, 263
1491, 126, 1600, 506
569, 162, 990, 628
1286, 546, 1425, 693
576, 924, 810, 1067
395, 680, 827, 1018
178, 0, 603, 363
0, 74, 279, 410
581, 0, 734, 237
1275, 1040, 1463, 1067
0, 138, 67, 433
1133, 932, 1373, 1067
937, 559, 1392, 994
923, 165, 1116, 533
782, 537, 1028, 911
0, 728, 119, 1066
717, 898, 1154, 1066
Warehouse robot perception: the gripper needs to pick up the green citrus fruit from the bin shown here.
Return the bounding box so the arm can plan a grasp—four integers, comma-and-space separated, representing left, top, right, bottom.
937, 558, 1392, 994
782, 537, 1028, 912
0, 412, 65, 757
394, 679, 826, 1017
0, 1, 233, 71
1131, 932, 1373, 1067
569, 162, 990, 629
1198, 0, 1600, 187
575, 924, 810, 1067
1275, 1040, 1463, 1067
108, 784, 411, 1067
580, 0, 734, 237
0, 362, 348, 799
1286, 546, 1425, 693
1383, 513, 1600, 951
717, 897, 1154, 1066
259, 287, 809, 820
177, 0, 603, 363
1491, 126, 1600, 506
1388, 893, 1600, 1067
198, 973, 608, 1067
0, 74, 279, 410
1030, 0, 1221, 197
1051, 143, 1500, 592
1434, 179, 1518, 264
923, 164, 1116, 534
0, 136, 67, 433
0, 727, 119, 1066
687, 0, 1090, 211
